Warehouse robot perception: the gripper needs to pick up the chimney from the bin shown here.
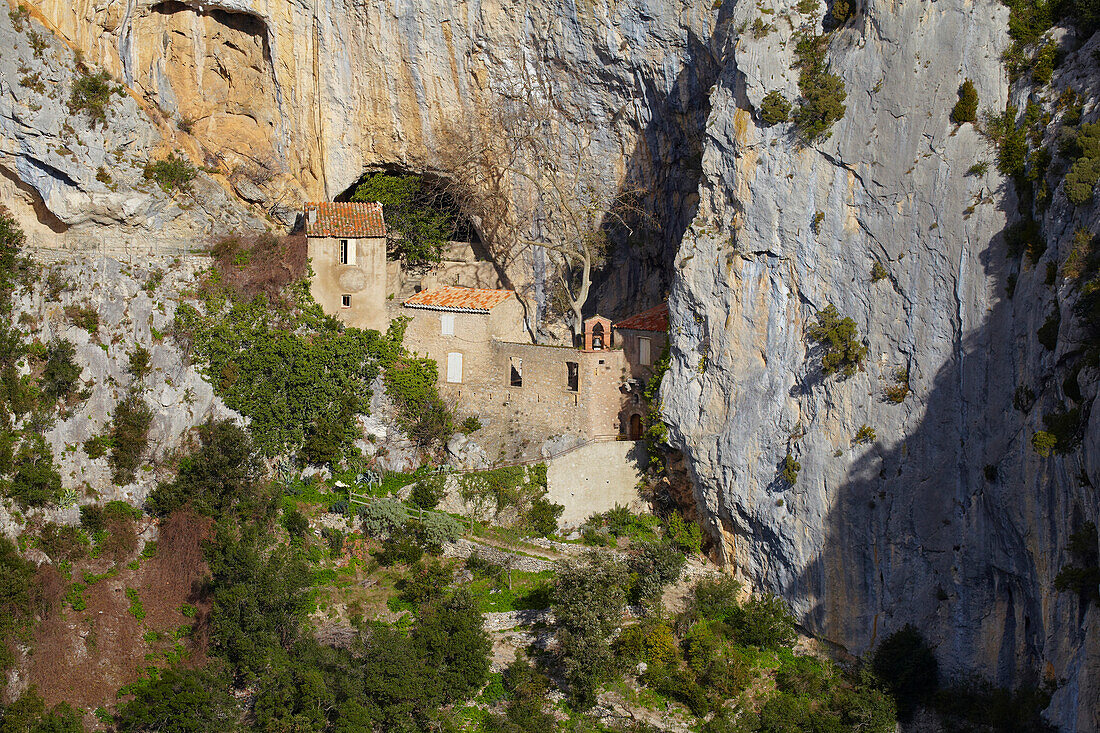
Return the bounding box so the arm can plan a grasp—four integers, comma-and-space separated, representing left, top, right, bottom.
307, 207, 317, 225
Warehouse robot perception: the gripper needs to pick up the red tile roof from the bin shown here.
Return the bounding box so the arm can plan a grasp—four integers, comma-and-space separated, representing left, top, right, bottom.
615, 303, 669, 332
304, 202, 386, 238
403, 286, 515, 313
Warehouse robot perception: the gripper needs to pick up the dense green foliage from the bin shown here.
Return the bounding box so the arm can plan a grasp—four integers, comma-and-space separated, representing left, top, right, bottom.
0, 538, 36, 675
108, 392, 153, 485
458, 464, 562, 534
760, 91, 792, 125
808, 304, 868, 377
175, 286, 400, 461
951, 79, 979, 124
642, 341, 671, 469
792, 31, 847, 142
143, 153, 197, 194
148, 420, 266, 519
553, 552, 631, 707
350, 172, 454, 263
0, 212, 65, 509
1063, 121, 1100, 206
383, 353, 454, 447
0, 688, 85, 733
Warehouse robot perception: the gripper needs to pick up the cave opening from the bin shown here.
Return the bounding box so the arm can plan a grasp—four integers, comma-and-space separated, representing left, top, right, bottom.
335, 165, 485, 264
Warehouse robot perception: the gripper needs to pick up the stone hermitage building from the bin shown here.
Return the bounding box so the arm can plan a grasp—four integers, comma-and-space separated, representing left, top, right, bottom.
303, 203, 667, 446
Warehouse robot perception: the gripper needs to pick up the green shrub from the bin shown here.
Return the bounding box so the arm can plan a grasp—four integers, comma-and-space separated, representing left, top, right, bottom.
760, 90, 792, 125
410, 474, 446, 510
807, 304, 867, 377
1031, 430, 1057, 457
68, 67, 119, 127
1061, 227, 1097, 280
628, 540, 686, 603
1065, 156, 1100, 206
853, 424, 876, 445
1003, 217, 1045, 263
37, 522, 88, 563
461, 415, 482, 434
734, 593, 797, 649
950, 79, 979, 124
281, 508, 309, 540
883, 367, 911, 403
108, 392, 152, 485
9, 435, 62, 507
781, 452, 801, 485
0, 689, 86, 733
966, 160, 989, 176
1042, 406, 1082, 452
127, 345, 151, 381
873, 624, 939, 719
65, 304, 99, 332
792, 31, 847, 142
350, 172, 453, 263
41, 339, 81, 402
358, 498, 409, 538
125, 587, 146, 620
1037, 311, 1059, 350
114, 668, 237, 733
419, 512, 462, 551
384, 356, 454, 447
665, 511, 703, 554
147, 420, 263, 520
553, 553, 630, 708
524, 497, 563, 537
870, 260, 889, 282
143, 152, 197, 193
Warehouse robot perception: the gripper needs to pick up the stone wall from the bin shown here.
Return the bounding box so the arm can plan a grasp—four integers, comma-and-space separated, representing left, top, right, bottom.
546, 440, 648, 527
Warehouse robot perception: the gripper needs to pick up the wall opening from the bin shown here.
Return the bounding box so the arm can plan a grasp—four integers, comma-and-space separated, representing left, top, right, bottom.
509, 357, 523, 387
566, 361, 579, 392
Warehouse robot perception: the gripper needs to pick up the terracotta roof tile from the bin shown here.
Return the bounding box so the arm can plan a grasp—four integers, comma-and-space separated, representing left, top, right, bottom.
614, 303, 669, 332
304, 202, 386, 238
403, 286, 515, 313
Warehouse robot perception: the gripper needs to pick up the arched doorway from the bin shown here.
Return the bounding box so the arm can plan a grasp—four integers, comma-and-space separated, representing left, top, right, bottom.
628, 413, 643, 440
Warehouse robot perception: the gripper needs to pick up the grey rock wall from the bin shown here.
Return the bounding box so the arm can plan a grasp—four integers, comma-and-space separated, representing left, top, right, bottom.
661, 0, 1100, 728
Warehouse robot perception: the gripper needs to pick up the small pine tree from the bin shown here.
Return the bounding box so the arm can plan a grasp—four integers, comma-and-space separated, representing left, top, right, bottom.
760, 91, 792, 125
951, 79, 978, 124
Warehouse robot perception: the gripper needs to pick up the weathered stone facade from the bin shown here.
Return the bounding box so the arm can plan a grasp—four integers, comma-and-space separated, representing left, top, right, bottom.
307, 235, 388, 330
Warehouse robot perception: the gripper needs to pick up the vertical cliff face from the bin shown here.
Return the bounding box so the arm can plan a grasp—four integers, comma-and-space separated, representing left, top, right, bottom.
661, 0, 1099, 728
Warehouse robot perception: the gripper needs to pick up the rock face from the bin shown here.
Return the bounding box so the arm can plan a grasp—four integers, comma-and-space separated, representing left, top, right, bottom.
0, 5, 266, 257
9, 257, 237, 515
660, 1, 1100, 730
16, 0, 720, 311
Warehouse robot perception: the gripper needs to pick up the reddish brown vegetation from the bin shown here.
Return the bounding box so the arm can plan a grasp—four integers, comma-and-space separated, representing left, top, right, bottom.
25, 511, 214, 713
209, 231, 307, 302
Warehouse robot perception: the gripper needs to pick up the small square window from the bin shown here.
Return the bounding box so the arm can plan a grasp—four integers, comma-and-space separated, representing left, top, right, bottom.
341, 294, 351, 308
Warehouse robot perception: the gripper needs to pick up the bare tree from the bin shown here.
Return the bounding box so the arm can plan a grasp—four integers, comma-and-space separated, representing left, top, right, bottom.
436, 55, 650, 339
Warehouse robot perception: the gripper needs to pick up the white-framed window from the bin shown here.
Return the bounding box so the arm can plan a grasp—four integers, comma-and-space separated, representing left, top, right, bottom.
441, 314, 455, 336
639, 336, 652, 366
339, 239, 356, 265
341, 294, 351, 308
447, 352, 463, 383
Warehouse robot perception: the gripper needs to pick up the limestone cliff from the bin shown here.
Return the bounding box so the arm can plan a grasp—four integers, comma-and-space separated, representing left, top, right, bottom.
9, 0, 718, 311
660, 0, 1100, 729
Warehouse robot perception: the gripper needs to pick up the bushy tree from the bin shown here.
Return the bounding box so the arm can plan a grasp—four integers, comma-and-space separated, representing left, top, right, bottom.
760, 90, 792, 125
872, 624, 939, 719
951, 79, 979, 124
358, 499, 409, 539
807, 304, 868, 377
553, 552, 630, 707
148, 420, 264, 520
792, 31, 847, 142
40, 339, 81, 403
0, 688, 85, 733
412, 590, 491, 704
114, 668, 237, 732
351, 172, 453, 263
629, 541, 685, 604
108, 391, 152, 485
